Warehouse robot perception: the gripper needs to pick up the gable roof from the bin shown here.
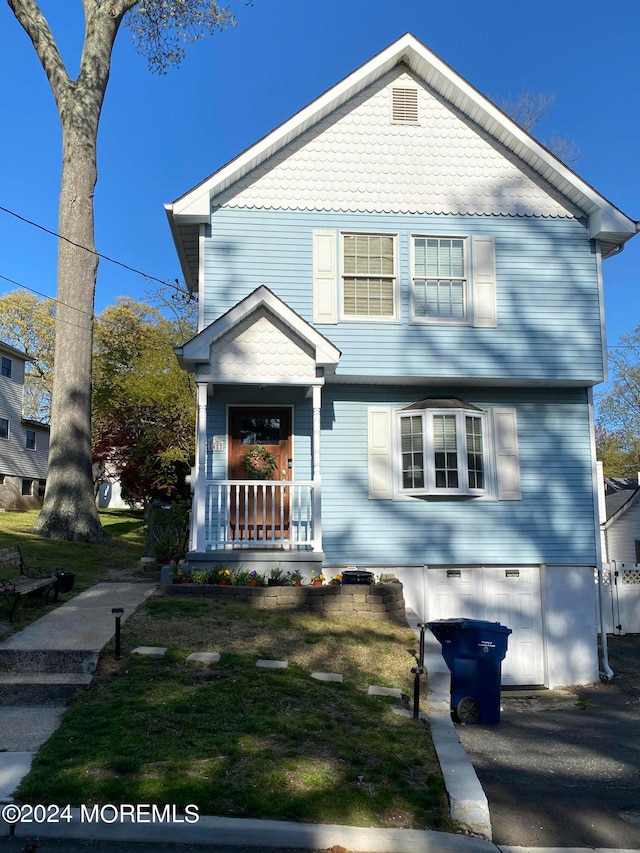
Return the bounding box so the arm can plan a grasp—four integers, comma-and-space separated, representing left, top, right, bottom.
0, 340, 31, 362
175, 285, 341, 377
166, 33, 638, 289
604, 485, 640, 525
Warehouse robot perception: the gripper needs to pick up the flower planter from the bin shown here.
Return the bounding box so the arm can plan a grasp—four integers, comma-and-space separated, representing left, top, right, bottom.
55, 570, 76, 594
312, 580, 322, 586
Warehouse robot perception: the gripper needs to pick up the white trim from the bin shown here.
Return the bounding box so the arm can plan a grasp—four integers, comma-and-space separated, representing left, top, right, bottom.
198, 224, 206, 332
595, 245, 608, 383
193, 383, 209, 552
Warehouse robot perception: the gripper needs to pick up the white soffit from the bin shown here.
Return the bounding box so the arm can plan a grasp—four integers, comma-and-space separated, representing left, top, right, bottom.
167, 33, 636, 243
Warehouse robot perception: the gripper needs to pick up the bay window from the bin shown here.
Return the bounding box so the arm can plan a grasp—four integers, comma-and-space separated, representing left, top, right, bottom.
399, 400, 486, 495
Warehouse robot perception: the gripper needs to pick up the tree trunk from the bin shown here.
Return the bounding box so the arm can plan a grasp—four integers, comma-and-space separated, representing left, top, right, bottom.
32, 100, 108, 542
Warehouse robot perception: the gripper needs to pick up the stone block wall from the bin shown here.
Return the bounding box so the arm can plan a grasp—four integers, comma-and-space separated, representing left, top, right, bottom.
160, 582, 406, 623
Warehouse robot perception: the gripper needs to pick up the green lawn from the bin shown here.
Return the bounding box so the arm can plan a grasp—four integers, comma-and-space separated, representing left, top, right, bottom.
0, 509, 146, 629
16, 597, 451, 831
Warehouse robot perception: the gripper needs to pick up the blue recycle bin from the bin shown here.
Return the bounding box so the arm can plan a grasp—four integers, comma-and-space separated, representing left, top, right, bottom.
427, 618, 512, 724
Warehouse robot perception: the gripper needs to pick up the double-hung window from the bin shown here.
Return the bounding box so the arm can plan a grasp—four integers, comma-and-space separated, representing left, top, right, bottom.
398, 400, 486, 496
342, 233, 396, 319
412, 237, 467, 322
26, 429, 36, 451
0, 418, 8, 440
1, 356, 12, 378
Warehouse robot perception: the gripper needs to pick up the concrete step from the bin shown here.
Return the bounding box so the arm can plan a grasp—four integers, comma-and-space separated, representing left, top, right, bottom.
0, 672, 93, 706
0, 649, 99, 675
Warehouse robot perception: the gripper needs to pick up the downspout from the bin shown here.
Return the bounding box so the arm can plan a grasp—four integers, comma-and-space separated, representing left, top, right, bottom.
591, 400, 614, 680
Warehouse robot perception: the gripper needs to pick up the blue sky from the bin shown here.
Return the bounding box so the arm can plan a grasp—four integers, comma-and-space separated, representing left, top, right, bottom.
0, 0, 638, 355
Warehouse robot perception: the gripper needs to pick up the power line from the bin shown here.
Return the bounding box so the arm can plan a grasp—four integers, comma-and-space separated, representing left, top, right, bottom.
0, 203, 190, 297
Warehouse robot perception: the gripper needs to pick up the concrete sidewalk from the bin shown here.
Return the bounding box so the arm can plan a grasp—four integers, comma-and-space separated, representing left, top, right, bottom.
0, 582, 156, 801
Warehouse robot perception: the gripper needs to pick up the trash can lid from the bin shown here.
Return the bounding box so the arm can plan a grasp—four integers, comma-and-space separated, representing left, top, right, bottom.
427, 618, 511, 634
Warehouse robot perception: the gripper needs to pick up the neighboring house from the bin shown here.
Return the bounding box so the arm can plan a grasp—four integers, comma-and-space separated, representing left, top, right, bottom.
599, 472, 640, 564
596, 468, 640, 634
166, 34, 638, 688
0, 341, 49, 508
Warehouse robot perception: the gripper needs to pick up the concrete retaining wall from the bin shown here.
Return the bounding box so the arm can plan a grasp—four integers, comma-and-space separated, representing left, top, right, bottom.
160, 582, 406, 623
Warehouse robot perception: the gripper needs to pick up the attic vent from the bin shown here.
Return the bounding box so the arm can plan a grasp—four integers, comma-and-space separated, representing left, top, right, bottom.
391, 87, 419, 124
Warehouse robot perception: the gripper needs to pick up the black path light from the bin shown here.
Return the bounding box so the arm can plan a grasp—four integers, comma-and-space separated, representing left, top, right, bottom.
411, 665, 424, 720
416, 621, 427, 667
112, 607, 124, 660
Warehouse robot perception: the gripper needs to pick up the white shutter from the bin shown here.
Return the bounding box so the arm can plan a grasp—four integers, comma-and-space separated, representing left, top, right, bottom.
313, 230, 337, 324
472, 235, 497, 328
368, 407, 393, 499
494, 408, 521, 500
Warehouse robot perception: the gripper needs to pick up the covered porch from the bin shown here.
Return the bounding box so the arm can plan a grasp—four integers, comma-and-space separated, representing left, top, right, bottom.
175, 286, 341, 566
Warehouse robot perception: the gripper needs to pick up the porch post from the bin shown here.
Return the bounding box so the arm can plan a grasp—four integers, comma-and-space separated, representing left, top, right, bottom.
192, 382, 209, 552
312, 383, 322, 553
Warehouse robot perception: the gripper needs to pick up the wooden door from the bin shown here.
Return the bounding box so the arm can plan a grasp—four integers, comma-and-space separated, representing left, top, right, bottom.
228, 407, 292, 541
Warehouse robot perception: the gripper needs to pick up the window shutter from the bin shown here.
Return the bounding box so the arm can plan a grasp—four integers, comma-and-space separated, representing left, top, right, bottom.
368, 407, 393, 499
472, 235, 496, 328
313, 230, 337, 323
494, 408, 521, 500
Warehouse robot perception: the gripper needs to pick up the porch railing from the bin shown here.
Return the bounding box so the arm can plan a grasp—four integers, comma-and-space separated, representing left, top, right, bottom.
204, 480, 315, 549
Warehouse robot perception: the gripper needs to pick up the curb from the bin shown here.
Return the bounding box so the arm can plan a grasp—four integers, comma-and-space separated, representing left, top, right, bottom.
406, 610, 492, 840
1, 811, 498, 852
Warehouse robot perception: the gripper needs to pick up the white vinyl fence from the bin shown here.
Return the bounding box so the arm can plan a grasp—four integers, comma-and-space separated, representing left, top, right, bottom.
599, 563, 640, 634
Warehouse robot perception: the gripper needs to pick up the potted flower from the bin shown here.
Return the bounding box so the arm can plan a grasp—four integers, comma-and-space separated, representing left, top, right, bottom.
268, 567, 285, 586
171, 565, 192, 584
249, 570, 263, 587
311, 571, 325, 586
329, 574, 342, 586
215, 567, 231, 585
290, 569, 304, 586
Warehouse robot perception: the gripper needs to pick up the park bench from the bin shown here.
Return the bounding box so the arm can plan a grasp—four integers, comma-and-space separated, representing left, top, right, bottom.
0, 545, 60, 621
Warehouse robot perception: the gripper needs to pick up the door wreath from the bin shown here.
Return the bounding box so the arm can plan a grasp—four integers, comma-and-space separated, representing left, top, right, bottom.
243, 445, 278, 479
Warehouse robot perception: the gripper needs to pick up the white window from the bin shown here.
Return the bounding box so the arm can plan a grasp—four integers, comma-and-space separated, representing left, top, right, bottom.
413, 237, 467, 322
342, 233, 397, 319
0, 418, 8, 440
398, 402, 487, 496
26, 429, 36, 451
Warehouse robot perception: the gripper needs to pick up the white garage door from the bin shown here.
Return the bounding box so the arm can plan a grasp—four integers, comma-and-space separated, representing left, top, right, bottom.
426, 566, 545, 686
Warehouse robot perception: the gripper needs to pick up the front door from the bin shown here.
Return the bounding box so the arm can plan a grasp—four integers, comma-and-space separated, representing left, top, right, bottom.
228, 407, 292, 542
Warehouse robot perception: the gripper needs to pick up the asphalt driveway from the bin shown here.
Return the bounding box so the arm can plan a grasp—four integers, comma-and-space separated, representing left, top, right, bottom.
456, 634, 640, 848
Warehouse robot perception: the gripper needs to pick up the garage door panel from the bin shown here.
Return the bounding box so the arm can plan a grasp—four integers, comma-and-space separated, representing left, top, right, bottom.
426, 565, 545, 686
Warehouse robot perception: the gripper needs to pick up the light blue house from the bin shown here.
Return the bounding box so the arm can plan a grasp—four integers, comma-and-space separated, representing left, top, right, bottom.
167, 34, 638, 688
